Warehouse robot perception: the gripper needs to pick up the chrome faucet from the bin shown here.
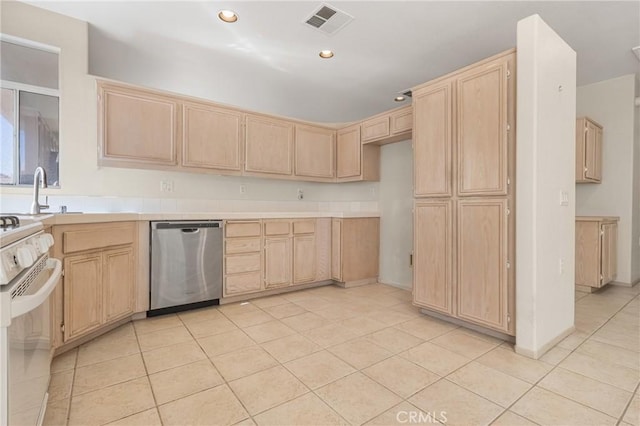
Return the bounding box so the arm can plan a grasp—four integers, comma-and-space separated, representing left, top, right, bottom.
30, 167, 49, 214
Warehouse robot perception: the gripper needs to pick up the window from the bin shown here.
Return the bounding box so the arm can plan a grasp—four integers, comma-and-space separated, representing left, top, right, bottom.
0, 37, 60, 186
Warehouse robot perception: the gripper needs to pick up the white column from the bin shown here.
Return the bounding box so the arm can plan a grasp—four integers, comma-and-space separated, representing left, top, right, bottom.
515, 14, 577, 358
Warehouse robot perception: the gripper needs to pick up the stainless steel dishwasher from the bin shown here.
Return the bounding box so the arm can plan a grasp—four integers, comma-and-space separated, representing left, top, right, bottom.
150, 220, 222, 316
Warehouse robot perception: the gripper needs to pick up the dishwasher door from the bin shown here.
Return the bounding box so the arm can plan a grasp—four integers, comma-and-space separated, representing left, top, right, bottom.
150, 221, 222, 313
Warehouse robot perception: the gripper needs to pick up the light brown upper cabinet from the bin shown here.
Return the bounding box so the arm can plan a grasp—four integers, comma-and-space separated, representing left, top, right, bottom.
294, 125, 335, 180
576, 117, 603, 183
362, 116, 390, 143
336, 125, 361, 179
456, 60, 508, 196
336, 124, 380, 182
413, 82, 453, 197
361, 106, 413, 145
182, 102, 243, 172
98, 82, 179, 167
245, 114, 294, 176
390, 106, 413, 135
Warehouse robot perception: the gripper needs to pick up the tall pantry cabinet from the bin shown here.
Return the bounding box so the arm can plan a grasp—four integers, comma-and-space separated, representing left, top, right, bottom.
412, 50, 516, 336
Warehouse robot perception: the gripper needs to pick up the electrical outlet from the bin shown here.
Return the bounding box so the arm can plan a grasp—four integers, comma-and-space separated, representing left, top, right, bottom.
559, 258, 565, 275
297, 189, 304, 200
239, 184, 246, 194
160, 180, 174, 192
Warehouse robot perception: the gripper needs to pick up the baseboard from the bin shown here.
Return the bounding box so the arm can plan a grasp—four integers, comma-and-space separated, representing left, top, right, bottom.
378, 280, 411, 291
220, 280, 334, 304
419, 308, 515, 343
610, 279, 638, 288
515, 325, 575, 359
53, 315, 134, 357
335, 277, 378, 288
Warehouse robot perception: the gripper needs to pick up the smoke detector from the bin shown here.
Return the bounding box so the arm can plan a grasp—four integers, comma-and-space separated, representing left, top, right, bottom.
304, 4, 353, 36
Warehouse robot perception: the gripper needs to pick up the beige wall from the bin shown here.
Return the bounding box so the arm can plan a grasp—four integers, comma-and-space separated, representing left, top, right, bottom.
378, 140, 413, 290
576, 74, 638, 285
0, 2, 378, 205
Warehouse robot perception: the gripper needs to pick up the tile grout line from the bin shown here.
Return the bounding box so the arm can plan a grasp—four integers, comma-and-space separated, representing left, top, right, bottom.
131, 320, 165, 426
495, 292, 640, 424
616, 381, 639, 426
179, 309, 258, 425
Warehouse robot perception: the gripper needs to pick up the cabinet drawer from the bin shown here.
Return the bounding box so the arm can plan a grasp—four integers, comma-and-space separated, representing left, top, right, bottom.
226, 222, 261, 238
293, 220, 315, 235
225, 272, 262, 295
225, 238, 261, 254
225, 253, 261, 274
362, 116, 390, 143
63, 223, 135, 254
264, 221, 290, 236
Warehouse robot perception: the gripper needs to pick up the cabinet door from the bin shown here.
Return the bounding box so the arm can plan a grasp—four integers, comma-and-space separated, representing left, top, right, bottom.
457, 199, 509, 332
264, 237, 292, 288
413, 81, 453, 197
295, 125, 335, 179
331, 219, 342, 280
390, 106, 412, 135
601, 223, 617, 285
456, 60, 508, 196
413, 201, 453, 314
99, 84, 178, 165
64, 253, 103, 341
575, 118, 587, 181
103, 247, 135, 323
361, 116, 390, 143
585, 123, 603, 182
245, 115, 294, 175
575, 221, 601, 287
336, 125, 361, 179
183, 102, 243, 171
294, 235, 316, 284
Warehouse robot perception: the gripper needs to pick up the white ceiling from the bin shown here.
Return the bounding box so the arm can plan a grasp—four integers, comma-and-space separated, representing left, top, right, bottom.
26, 1, 640, 123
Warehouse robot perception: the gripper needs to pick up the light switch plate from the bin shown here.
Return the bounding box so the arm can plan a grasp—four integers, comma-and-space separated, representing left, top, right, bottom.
560, 191, 569, 206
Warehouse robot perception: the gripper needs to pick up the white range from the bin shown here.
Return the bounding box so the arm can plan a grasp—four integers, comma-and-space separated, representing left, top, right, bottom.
0, 216, 60, 426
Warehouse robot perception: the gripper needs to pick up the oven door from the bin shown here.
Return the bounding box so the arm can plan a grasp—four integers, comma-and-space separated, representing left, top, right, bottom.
6, 257, 61, 426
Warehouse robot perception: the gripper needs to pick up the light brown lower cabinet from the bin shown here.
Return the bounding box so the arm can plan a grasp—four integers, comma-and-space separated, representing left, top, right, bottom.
52, 222, 137, 345
224, 221, 263, 296
264, 237, 293, 288
331, 218, 379, 286
224, 219, 321, 297
413, 199, 513, 335
413, 201, 453, 315
576, 217, 618, 289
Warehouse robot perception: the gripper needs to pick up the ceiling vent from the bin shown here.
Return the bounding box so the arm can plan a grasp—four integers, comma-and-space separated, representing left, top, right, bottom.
304, 4, 353, 36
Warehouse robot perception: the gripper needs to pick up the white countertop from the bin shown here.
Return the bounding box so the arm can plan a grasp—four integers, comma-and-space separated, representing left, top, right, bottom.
11, 211, 379, 226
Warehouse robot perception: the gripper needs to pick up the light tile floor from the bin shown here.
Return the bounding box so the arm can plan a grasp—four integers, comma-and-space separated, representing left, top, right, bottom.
44, 283, 640, 426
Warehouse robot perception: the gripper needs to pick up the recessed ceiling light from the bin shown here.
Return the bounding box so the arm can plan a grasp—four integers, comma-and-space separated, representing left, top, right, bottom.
394, 96, 406, 102
218, 10, 238, 23
319, 50, 334, 59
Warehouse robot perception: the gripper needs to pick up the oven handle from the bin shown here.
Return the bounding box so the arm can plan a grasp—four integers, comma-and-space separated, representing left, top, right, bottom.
11, 258, 62, 319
